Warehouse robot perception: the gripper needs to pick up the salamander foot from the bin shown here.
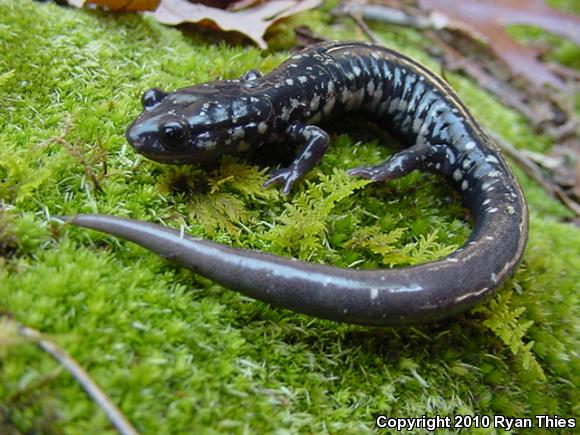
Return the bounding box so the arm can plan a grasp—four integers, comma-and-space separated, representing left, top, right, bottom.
347, 144, 450, 182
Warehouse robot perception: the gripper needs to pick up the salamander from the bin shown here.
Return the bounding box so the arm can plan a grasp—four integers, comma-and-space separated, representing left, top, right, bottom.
66, 41, 528, 325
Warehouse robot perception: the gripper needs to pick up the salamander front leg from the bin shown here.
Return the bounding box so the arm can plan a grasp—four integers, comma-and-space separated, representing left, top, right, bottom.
347, 143, 451, 182
263, 122, 330, 194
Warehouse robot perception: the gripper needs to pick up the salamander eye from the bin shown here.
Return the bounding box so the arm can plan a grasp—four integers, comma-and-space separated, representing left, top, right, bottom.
159, 120, 189, 149
142, 88, 167, 110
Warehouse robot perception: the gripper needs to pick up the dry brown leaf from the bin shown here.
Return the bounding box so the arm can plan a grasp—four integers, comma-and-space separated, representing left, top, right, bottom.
68, 0, 160, 11
148, 0, 322, 48
418, 0, 580, 89
65, 0, 322, 48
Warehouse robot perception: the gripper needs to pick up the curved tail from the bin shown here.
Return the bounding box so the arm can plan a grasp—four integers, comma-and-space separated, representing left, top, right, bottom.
64, 198, 527, 325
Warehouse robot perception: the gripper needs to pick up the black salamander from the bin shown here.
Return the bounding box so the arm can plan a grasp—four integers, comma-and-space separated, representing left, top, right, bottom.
67, 41, 528, 325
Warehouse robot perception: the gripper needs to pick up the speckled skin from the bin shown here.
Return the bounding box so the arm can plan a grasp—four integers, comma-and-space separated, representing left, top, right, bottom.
68, 41, 528, 325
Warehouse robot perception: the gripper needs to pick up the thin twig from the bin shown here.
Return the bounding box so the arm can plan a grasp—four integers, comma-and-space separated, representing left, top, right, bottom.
554, 187, 580, 216
7, 318, 139, 435
40, 116, 107, 193
57, 136, 105, 193
489, 132, 580, 216
349, 12, 381, 43
333, 3, 433, 30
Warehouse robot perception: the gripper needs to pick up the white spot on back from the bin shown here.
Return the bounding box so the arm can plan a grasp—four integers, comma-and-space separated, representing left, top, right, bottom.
483, 181, 497, 191
310, 94, 321, 111
280, 106, 291, 121
327, 81, 335, 94
290, 98, 300, 109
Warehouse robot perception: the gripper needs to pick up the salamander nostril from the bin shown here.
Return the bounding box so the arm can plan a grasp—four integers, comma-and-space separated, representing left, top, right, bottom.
126, 118, 161, 152
125, 124, 141, 149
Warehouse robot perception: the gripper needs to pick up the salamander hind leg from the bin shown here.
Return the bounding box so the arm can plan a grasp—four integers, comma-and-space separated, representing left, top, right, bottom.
347, 143, 452, 182
263, 122, 330, 194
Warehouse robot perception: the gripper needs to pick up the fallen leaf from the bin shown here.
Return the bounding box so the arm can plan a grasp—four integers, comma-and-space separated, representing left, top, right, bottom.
148, 0, 322, 49
418, 0, 580, 89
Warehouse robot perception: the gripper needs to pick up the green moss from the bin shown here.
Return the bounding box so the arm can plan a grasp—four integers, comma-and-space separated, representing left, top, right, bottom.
0, 0, 578, 433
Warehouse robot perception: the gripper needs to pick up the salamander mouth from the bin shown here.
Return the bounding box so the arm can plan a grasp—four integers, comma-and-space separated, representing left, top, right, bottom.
129, 135, 222, 165
140, 152, 197, 164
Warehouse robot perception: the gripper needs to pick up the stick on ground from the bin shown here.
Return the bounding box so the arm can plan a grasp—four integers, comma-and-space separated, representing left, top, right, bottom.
8, 318, 139, 435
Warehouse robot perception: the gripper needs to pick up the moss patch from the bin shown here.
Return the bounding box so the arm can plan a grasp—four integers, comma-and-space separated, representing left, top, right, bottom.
1, 0, 578, 432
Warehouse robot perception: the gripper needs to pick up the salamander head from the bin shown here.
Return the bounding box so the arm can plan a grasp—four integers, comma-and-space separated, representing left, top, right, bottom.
126, 80, 271, 165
